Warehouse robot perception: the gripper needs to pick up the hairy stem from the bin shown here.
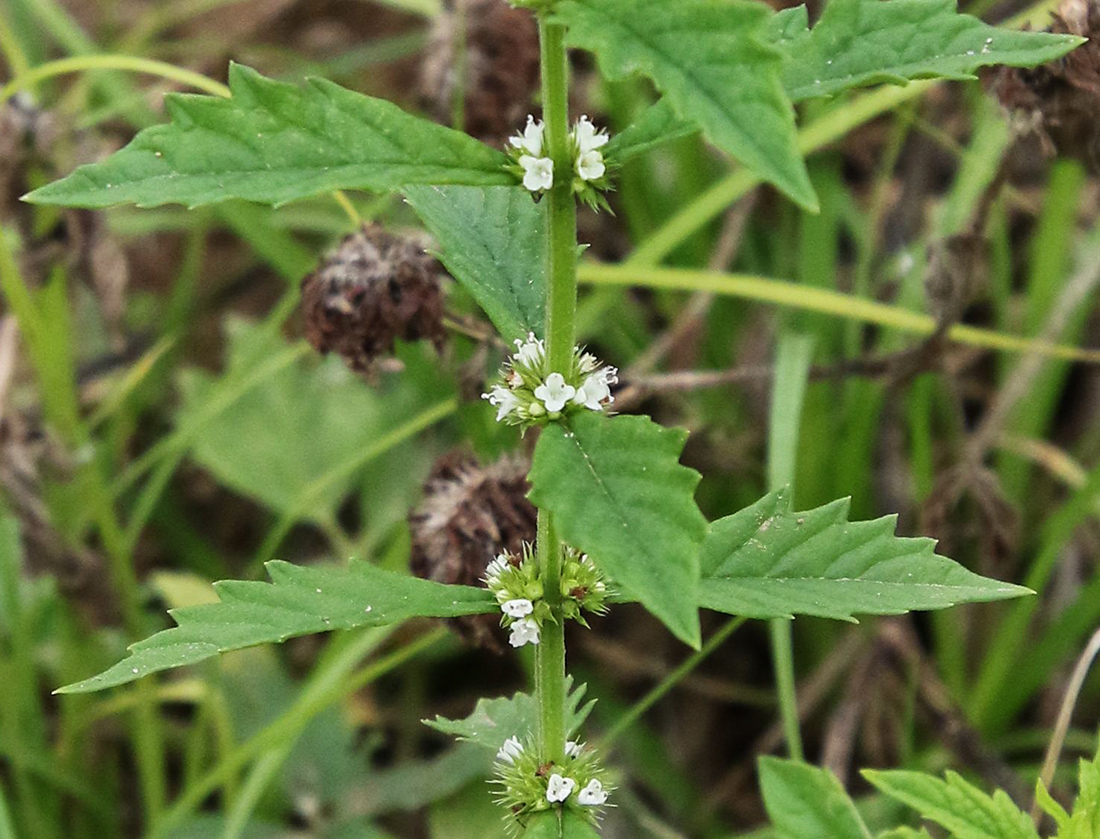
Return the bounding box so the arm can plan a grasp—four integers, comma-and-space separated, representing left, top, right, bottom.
534, 13, 575, 764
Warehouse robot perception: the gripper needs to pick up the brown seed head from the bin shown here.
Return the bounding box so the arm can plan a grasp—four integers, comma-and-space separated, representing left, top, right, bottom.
420, 0, 541, 145
986, 0, 1100, 169
409, 451, 537, 651
300, 224, 447, 377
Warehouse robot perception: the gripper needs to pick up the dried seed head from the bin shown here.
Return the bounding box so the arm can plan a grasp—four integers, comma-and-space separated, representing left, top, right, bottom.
420, 0, 541, 144
409, 451, 536, 651
987, 0, 1100, 169
300, 224, 447, 377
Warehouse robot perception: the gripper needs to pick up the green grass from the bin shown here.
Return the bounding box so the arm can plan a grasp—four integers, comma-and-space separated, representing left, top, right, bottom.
1, 0, 1100, 836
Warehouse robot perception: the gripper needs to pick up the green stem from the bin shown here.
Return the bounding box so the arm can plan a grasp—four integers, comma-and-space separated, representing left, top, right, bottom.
540, 17, 578, 373
536, 511, 566, 762
766, 331, 815, 762
534, 13, 576, 764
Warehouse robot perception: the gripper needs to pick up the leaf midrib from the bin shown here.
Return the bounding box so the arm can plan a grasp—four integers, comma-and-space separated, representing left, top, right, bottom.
569, 0, 786, 185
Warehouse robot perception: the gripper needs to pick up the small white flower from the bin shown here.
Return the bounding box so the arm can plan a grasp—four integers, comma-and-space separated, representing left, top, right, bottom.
482, 385, 519, 422
577, 779, 608, 806
576, 150, 606, 182
578, 352, 600, 374
546, 773, 576, 803
519, 155, 554, 192
573, 116, 609, 155
573, 366, 617, 411
501, 598, 534, 618
496, 736, 524, 764
565, 740, 583, 758
513, 333, 545, 368
509, 617, 540, 648
510, 115, 545, 156
534, 372, 576, 413
485, 555, 510, 581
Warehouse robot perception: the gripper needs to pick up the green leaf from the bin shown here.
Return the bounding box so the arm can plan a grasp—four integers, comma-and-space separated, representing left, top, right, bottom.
604, 99, 699, 162
522, 812, 561, 839
863, 770, 1039, 839
425, 679, 594, 751
405, 185, 545, 340
1055, 758, 1100, 839
528, 412, 707, 648
877, 830, 934, 839
521, 811, 600, 839
27, 62, 512, 209
561, 812, 601, 839
179, 319, 448, 517
766, 0, 1084, 103
57, 562, 495, 693
759, 757, 872, 839
554, 0, 817, 211
699, 489, 1030, 621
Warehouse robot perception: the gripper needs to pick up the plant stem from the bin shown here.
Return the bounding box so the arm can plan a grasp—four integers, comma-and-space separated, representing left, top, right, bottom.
540, 17, 577, 372
534, 13, 576, 764
536, 511, 566, 761
766, 331, 815, 762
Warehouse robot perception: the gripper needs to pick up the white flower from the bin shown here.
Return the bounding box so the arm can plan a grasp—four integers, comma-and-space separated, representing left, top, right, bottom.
546, 773, 576, 803
513, 333, 545, 368
573, 115, 609, 155
573, 366, 617, 411
485, 555, 509, 581
534, 373, 576, 413
578, 352, 600, 374
577, 779, 608, 806
496, 736, 524, 764
519, 155, 554, 192
482, 385, 519, 422
565, 740, 582, 758
510, 115, 545, 156
509, 617, 540, 648
576, 150, 606, 182
501, 598, 534, 618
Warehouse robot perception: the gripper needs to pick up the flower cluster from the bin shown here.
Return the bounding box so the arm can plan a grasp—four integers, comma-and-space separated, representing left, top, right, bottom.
493, 736, 613, 832
484, 548, 547, 649
506, 115, 612, 207
482, 333, 617, 427
484, 545, 611, 648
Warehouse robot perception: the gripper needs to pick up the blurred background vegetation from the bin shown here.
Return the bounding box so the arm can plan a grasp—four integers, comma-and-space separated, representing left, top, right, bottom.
1, 0, 1100, 836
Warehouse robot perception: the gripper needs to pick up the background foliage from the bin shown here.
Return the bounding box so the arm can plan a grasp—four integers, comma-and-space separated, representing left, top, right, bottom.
1, 0, 1100, 836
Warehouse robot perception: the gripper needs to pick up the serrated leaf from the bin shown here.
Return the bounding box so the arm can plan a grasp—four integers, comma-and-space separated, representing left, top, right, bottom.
604, 99, 699, 162
58, 562, 495, 693
554, 0, 817, 211
699, 489, 1030, 621
759, 757, 872, 839
425, 678, 593, 751
528, 412, 706, 648
766, 0, 1084, 102
1056, 758, 1100, 839
405, 185, 545, 340
27, 62, 512, 209
863, 770, 1039, 839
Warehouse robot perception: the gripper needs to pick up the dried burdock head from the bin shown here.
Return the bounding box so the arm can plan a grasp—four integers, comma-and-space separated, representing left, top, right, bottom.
300, 224, 447, 378
987, 0, 1100, 169
409, 451, 537, 652
420, 0, 541, 145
